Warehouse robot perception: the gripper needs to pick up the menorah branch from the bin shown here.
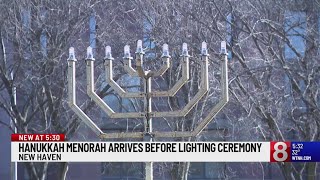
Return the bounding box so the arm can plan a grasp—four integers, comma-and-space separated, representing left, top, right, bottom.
151, 56, 189, 97
193, 52, 228, 136
67, 59, 103, 136
150, 57, 170, 77
86, 60, 115, 116
135, 53, 147, 77
86, 58, 144, 119
123, 58, 138, 76
105, 60, 144, 98
151, 51, 228, 138
152, 55, 208, 117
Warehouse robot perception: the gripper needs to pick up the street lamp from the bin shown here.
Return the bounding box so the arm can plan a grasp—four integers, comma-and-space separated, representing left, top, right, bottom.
67, 41, 228, 180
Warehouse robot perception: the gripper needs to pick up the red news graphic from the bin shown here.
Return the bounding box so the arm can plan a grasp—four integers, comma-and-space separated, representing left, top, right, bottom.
270, 142, 291, 162
11, 134, 65, 141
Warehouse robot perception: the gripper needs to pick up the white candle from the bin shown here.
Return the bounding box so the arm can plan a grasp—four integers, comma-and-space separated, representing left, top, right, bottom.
162, 43, 170, 57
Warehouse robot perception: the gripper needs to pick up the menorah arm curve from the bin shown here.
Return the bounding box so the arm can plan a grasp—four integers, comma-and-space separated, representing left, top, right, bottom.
68, 61, 104, 136
123, 58, 139, 76
151, 57, 190, 97
193, 95, 228, 136
149, 57, 170, 77
105, 60, 144, 98
86, 60, 144, 119
151, 56, 209, 117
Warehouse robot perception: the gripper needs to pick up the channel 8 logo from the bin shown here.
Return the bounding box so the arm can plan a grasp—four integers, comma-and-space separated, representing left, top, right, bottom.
270, 142, 291, 162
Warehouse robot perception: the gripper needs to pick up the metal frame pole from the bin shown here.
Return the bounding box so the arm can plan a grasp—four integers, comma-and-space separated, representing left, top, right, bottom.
144, 77, 153, 180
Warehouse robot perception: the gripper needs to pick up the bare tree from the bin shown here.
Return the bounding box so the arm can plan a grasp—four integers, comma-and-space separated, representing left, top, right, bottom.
1, 0, 318, 179
157, 0, 320, 179
0, 0, 105, 179
108, 0, 319, 179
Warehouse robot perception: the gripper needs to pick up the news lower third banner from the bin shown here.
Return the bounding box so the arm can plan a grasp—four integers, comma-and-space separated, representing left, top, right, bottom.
11, 134, 320, 162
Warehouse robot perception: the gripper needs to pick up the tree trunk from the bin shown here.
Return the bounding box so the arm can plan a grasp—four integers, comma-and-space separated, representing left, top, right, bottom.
59, 162, 69, 180
307, 162, 317, 180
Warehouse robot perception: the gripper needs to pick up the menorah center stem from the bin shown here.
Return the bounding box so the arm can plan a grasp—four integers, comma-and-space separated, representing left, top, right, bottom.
143, 77, 152, 136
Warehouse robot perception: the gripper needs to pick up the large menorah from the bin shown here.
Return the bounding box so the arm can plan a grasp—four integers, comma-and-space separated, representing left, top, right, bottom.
67, 41, 228, 180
